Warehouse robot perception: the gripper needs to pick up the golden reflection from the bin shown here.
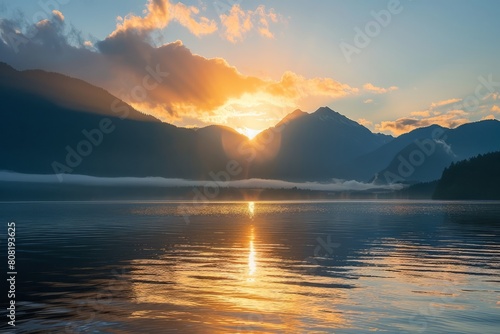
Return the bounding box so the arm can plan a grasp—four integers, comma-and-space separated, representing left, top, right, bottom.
248, 226, 257, 278
127, 204, 347, 331
248, 201, 255, 218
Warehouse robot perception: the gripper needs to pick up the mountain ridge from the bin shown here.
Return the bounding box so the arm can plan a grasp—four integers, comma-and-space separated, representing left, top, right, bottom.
1, 62, 498, 185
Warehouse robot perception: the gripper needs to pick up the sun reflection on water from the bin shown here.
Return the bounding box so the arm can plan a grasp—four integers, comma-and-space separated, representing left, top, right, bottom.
248, 226, 256, 279
248, 201, 255, 218
126, 202, 348, 331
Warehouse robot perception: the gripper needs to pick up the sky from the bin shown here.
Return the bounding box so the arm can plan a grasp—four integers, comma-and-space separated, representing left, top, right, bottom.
1, 0, 500, 137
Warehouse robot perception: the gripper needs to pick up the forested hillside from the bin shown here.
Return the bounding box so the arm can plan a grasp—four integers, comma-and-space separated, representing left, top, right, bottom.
433, 151, 500, 200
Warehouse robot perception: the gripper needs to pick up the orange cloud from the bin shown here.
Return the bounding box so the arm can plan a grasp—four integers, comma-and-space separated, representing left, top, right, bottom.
220, 5, 280, 43
491, 105, 500, 113
482, 114, 497, 120
363, 83, 398, 94
1, 6, 365, 129
357, 118, 373, 128
410, 110, 431, 117
219, 5, 253, 42
52, 10, 64, 23
111, 0, 217, 37
382, 97, 468, 134
408, 97, 463, 117
95, 31, 362, 127
255, 5, 279, 39
268, 71, 358, 100
0, 4, 392, 131
376, 110, 469, 136
94, 34, 271, 123
430, 98, 462, 108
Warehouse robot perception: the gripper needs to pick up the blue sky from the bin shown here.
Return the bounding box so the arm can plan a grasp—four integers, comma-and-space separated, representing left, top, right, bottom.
1, 0, 500, 136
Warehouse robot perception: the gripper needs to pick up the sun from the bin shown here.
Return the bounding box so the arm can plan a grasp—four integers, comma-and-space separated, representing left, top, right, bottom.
237, 127, 261, 140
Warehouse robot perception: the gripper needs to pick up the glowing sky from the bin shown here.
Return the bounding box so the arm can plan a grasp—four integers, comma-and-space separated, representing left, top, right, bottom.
1, 0, 500, 136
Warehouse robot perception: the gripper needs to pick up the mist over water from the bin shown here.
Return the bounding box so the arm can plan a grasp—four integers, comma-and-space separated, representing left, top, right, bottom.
0, 171, 403, 191
1, 201, 499, 333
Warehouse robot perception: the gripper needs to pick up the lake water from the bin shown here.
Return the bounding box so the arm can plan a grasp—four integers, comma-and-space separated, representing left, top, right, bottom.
1, 201, 500, 333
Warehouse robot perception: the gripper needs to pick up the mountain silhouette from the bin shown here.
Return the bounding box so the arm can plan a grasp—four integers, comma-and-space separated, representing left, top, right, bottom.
247, 106, 392, 180
0, 63, 247, 179
374, 120, 500, 183
342, 125, 445, 181
2, 62, 499, 186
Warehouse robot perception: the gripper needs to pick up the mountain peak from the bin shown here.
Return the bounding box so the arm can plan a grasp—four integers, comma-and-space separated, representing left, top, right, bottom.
314, 106, 336, 114
276, 109, 307, 127
312, 106, 359, 127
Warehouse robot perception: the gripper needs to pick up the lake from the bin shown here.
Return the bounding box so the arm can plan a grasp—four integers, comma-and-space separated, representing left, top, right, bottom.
1, 201, 500, 333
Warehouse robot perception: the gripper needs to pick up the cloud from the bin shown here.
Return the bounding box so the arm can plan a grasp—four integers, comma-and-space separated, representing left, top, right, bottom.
179, 71, 360, 126
52, 10, 64, 23
375, 110, 469, 136
482, 114, 497, 120
267, 71, 358, 100
254, 5, 279, 39
430, 98, 461, 108
0, 3, 392, 128
375, 97, 471, 135
95, 35, 265, 120
363, 98, 374, 104
410, 110, 431, 117
219, 5, 253, 43
0, 171, 404, 192
111, 0, 217, 37
491, 105, 500, 113
363, 83, 398, 94
357, 118, 373, 128
219, 4, 280, 43
410, 98, 464, 118
435, 139, 455, 157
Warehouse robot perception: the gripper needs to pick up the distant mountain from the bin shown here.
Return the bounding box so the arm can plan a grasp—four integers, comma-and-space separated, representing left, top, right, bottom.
433, 151, 500, 200
341, 124, 446, 181
0, 63, 248, 179
247, 106, 393, 180
374, 120, 500, 183
2, 62, 499, 186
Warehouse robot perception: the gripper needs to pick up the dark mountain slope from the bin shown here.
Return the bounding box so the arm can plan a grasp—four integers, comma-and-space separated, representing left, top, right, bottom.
341, 125, 446, 181
374, 120, 500, 183
247, 106, 392, 180
0, 63, 248, 179
433, 151, 500, 200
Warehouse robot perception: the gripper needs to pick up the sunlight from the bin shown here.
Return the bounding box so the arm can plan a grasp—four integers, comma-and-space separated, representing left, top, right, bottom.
238, 127, 261, 140
248, 201, 255, 218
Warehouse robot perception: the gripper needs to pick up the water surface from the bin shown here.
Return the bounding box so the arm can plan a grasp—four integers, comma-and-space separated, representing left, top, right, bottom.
1, 201, 500, 333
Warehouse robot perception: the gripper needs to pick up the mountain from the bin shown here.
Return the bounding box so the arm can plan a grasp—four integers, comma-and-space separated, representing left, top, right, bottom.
433, 151, 500, 200
246, 106, 393, 180
0, 62, 157, 122
374, 120, 500, 183
0, 63, 248, 179
2, 62, 499, 186
341, 124, 446, 181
